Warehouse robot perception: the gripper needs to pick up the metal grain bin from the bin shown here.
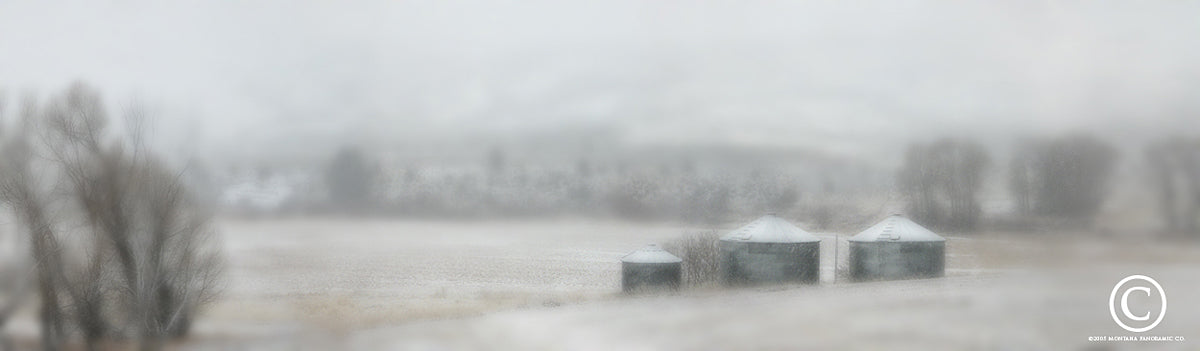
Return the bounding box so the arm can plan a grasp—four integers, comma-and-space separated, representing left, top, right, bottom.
848, 214, 945, 281
621, 244, 682, 294
720, 215, 821, 286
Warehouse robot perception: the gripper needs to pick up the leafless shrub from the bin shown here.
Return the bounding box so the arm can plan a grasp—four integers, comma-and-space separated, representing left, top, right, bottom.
663, 230, 721, 287
135, 157, 223, 342
0, 82, 223, 351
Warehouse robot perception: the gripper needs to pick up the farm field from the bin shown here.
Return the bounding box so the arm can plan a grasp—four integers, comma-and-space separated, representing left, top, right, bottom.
205, 218, 1200, 350
11, 218, 1194, 350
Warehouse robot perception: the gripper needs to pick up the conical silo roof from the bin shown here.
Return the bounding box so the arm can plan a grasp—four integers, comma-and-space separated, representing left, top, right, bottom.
849, 214, 945, 242
720, 214, 820, 243
621, 244, 683, 263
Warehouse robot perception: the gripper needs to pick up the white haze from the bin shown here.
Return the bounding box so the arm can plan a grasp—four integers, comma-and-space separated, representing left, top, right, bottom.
1, 0, 1198, 166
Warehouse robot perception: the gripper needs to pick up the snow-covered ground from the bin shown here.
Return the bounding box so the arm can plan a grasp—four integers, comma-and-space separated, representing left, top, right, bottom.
180, 217, 696, 348
11, 218, 1196, 350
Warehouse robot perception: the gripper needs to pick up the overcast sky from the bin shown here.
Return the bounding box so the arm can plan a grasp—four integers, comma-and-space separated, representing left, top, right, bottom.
2, 0, 1198, 165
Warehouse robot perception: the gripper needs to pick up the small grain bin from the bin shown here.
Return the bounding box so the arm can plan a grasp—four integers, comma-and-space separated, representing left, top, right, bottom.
720, 215, 821, 286
848, 214, 945, 281
621, 244, 682, 293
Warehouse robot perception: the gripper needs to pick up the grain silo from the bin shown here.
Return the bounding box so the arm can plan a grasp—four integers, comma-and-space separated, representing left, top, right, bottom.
719, 215, 821, 286
848, 214, 945, 281
621, 244, 682, 293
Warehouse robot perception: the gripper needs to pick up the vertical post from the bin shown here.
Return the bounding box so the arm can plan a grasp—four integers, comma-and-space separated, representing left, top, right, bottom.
833, 232, 838, 283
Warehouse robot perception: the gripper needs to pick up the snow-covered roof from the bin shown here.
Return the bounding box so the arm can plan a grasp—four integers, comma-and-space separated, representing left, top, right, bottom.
621, 244, 683, 264
849, 215, 945, 242
720, 214, 820, 243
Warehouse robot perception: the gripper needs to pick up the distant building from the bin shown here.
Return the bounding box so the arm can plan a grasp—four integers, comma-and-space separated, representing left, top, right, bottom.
219, 173, 306, 213
720, 214, 821, 286
848, 214, 946, 281
621, 244, 682, 294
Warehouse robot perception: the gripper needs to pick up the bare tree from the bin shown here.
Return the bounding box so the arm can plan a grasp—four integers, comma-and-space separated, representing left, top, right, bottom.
42, 82, 121, 350
1008, 144, 1034, 216
0, 96, 71, 351
324, 145, 376, 211
1026, 135, 1117, 219
48, 83, 221, 350
1, 147, 68, 351
487, 145, 507, 184
1146, 137, 1200, 234
0, 249, 32, 351
897, 139, 990, 231
131, 155, 223, 350
606, 176, 664, 221
0, 91, 20, 351
676, 177, 730, 225
0, 82, 222, 351
898, 144, 944, 227
742, 174, 800, 215
810, 204, 834, 231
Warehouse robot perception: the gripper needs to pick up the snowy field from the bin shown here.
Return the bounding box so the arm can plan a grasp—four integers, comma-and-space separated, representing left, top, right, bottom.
21, 218, 1192, 350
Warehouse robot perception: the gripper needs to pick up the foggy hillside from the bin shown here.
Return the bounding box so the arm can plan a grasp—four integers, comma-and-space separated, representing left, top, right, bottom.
2, 1, 1198, 167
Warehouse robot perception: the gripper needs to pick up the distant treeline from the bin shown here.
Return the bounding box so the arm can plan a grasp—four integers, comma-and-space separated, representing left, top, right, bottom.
228, 134, 1200, 236
901, 134, 1199, 235
310, 144, 857, 226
